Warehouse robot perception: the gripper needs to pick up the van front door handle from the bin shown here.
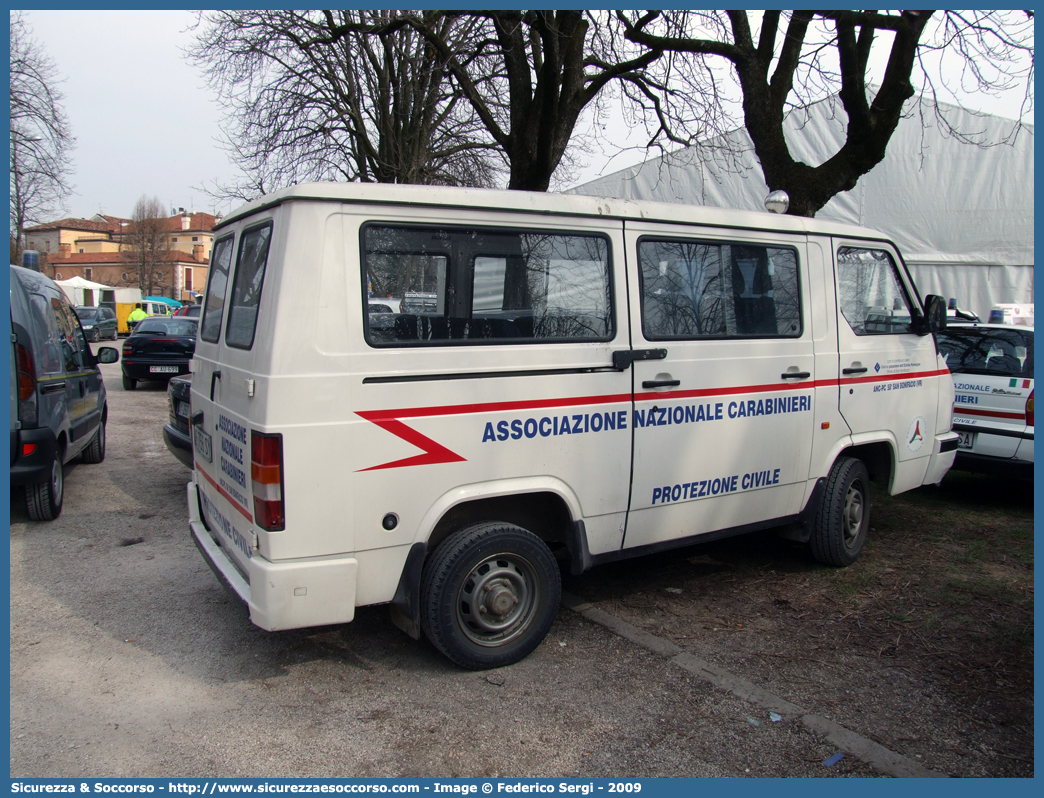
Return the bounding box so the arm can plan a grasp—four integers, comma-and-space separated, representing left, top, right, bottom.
642, 379, 681, 389
780, 371, 811, 380
843, 366, 869, 375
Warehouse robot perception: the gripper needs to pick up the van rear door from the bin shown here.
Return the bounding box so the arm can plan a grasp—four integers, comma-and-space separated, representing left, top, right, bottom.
191, 221, 274, 576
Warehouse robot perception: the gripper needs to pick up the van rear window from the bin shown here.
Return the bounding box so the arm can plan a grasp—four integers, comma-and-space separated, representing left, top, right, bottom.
362, 225, 612, 345
200, 235, 235, 343
225, 223, 273, 350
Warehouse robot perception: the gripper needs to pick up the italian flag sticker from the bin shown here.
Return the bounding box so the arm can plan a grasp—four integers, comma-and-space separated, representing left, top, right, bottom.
1009, 379, 1031, 388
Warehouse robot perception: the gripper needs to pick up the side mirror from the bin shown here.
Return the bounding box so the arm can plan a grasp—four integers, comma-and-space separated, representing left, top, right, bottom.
917, 294, 947, 335
96, 346, 120, 364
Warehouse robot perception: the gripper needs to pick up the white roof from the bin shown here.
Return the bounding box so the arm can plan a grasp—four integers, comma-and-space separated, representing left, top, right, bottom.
216, 180, 895, 244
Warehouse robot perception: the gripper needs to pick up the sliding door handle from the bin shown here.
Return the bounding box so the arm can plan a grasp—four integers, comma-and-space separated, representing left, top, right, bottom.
612, 348, 667, 370
642, 379, 681, 389
843, 366, 868, 375
780, 371, 811, 380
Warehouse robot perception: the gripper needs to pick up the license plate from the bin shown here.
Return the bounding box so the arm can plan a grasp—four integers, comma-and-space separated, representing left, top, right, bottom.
193, 426, 213, 463
151, 365, 179, 374
957, 431, 976, 450
176, 400, 190, 419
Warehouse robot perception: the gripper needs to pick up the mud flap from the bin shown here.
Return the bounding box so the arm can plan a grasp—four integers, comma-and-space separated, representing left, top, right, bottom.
389, 541, 427, 640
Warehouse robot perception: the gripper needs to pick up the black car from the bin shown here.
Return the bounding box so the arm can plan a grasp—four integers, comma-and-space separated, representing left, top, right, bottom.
162, 375, 193, 468
74, 305, 119, 342
121, 318, 198, 390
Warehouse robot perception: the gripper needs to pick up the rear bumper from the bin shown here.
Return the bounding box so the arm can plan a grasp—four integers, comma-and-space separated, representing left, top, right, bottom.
188, 480, 358, 631
10, 427, 58, 486
922, 431, 960, 486
163, 422, 193, 468
951, 451, 1033, 479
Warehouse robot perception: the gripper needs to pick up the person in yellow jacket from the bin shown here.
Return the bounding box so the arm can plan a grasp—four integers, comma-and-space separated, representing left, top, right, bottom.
127, 303, 148, 331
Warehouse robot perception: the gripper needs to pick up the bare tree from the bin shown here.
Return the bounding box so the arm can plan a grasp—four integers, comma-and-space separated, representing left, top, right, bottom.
360, 11, 664, 192
619, 11, 1034, 216
189, 10, 502, 202
123, 196, 172, 297
10, 11, 75, 263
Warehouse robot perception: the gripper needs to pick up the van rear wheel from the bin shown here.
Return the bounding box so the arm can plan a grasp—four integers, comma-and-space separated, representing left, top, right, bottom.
26, 454, 64, 521
811, 456, 870, 566
420, 522, 561, 670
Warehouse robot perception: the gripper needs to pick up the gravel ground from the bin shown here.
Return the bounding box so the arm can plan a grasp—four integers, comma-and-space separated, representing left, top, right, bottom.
10, 350, 1024, 778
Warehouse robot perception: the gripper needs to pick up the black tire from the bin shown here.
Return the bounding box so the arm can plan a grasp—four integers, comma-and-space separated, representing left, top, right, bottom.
26, 453, 64, 521
82, 416, 106, 463
122, 375, 136, 391
811, 456, 870, 566
109, 326, 118, 340
420, 522, 561, 670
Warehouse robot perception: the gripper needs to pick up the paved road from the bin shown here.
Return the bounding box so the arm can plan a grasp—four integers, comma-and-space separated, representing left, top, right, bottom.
11, 352, 892, 779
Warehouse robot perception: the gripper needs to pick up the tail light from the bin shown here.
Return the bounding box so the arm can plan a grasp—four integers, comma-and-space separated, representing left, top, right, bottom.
122, 341, 133, 356
1026, 390, 1034, 428
251, 431, 285, 530
15, 343, 38, 426
15, 343, 35, 401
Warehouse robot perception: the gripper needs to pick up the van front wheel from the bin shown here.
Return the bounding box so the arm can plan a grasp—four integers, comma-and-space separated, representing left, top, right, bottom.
811, 456, 870, 567
420, 522, 561, 670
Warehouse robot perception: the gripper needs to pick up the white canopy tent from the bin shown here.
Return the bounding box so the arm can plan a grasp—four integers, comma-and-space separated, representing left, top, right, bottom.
55, 276, 115, 306
569, 98, 1033, 321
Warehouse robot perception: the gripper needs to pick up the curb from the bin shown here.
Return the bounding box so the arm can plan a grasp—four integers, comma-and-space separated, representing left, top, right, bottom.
562, 592, 947, 779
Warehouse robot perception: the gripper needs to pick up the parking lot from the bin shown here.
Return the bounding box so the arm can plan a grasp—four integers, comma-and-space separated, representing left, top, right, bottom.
9, 352, 1033, 778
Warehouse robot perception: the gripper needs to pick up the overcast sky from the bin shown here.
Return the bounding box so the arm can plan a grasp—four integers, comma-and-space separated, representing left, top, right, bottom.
23, 9, 1033, 223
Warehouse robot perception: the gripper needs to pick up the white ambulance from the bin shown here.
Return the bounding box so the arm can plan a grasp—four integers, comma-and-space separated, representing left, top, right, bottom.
186, 183, 958, 669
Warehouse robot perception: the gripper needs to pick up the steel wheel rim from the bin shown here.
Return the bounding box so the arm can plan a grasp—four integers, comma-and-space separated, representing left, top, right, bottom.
456, 553, 540, 647
51, 459, 63, 503
843, 480, 864, 548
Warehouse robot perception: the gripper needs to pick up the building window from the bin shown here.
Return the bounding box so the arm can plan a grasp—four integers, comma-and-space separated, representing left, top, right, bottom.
121, 272, 130, 282
55, 272, 63, 280
184, 267, 193, 292
172, 237, 178, 243
84, 268, 93, 280
192, 236, 198, 242
79, 248, 84, 254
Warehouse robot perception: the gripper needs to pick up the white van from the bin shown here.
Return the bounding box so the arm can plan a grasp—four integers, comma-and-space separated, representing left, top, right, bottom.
186, 183, 958, 669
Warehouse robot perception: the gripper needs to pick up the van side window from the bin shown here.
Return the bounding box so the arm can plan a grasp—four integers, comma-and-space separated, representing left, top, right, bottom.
29, 294, 64, 374
362, 225, 612, 345
638, 239, 801, 339
200, 235, 236, 343
49, 297, 84, 372
225, 223, 273, 349
837, 247, 914, 335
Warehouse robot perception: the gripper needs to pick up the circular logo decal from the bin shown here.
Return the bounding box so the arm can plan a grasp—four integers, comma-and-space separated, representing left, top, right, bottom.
906, 415, 927, 454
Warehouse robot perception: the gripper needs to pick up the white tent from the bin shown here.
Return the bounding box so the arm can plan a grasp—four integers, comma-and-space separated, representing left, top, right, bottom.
56, 276, 114, 291
569, 98, 1033, 321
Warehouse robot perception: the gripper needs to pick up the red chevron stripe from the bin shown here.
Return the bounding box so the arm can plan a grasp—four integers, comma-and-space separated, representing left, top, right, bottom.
355, 368, 949, 470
